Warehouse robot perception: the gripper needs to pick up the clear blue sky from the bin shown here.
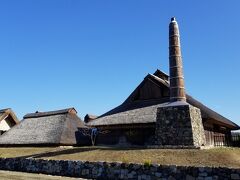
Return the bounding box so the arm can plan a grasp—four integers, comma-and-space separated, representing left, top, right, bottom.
0, 1, 239, 125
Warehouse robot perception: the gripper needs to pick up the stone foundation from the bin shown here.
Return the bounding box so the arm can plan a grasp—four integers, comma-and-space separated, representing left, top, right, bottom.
155, 104, 206, 148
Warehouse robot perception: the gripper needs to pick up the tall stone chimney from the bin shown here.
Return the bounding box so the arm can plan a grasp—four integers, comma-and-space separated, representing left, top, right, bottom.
155, 17, 206, 148
169, 17, 186, 102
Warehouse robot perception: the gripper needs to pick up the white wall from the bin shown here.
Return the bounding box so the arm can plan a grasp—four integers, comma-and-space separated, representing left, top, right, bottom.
0, 116, 11, 131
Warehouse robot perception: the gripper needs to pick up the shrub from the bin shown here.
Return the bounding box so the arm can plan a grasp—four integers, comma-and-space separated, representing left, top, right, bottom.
121, 157, 129, 164
144, 159, 152, 167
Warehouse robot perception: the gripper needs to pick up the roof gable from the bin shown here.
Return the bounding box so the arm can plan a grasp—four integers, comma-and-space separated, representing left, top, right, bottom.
124, 73, 169, 104
0, 108, 19, 125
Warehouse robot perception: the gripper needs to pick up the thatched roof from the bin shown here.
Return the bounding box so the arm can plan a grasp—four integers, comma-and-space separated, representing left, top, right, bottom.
0, 108, 19, 125
87, 70, 239, 130
87, 101, 167, 126
0, 108, 90, 145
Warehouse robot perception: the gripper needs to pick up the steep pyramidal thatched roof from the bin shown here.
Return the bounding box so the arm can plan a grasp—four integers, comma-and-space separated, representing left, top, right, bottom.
87, 70, 239, 130
0, 108, 19, 126
0, 108, 90, 145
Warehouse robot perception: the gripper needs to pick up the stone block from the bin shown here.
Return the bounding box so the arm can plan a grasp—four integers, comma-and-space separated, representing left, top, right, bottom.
231, 173, 240, 180
155, 172, 162, 177
199, 172, 208, 177
204, 177, 213, 180
186, 174, 195, 180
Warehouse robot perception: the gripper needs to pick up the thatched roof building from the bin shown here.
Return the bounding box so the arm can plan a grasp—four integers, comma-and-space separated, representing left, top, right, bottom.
87, 70, 238, 130
86, 70, 239, 146
0, 108, 90, 146
0, 108, 19, 135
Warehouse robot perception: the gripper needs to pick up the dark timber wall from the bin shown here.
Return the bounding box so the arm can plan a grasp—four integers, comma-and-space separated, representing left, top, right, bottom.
95, 122, 231, 147
96, 127, 155, 146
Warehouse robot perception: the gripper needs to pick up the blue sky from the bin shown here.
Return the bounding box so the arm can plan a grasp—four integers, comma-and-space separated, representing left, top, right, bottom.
0, 1, 239, 125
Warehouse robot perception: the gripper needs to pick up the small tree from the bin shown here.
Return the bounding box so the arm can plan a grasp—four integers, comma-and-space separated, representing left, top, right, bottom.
81, 128, 110, 146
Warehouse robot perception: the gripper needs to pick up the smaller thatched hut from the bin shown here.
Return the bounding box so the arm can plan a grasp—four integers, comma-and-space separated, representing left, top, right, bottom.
0, 108, 90, 146
84, 114, 98, 123
0, 108, 19, 135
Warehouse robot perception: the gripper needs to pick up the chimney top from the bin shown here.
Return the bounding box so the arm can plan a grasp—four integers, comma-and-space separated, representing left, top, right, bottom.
171, 17, 176, 22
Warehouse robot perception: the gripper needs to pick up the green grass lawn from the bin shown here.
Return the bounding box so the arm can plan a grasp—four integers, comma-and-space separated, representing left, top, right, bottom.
0, 147, 240, 168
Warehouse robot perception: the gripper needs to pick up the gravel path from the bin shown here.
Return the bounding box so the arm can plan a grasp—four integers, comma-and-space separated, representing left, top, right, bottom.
0, 170, 87, 180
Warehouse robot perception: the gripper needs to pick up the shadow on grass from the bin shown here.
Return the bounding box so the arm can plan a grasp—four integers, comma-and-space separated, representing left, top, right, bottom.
15, 146, 148, 159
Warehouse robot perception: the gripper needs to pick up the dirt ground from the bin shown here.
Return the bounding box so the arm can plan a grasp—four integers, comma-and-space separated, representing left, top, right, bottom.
0, 147, 240, 168
0, 170, 86, 180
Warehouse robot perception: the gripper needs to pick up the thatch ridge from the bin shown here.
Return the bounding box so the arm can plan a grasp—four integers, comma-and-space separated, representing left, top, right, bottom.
24, 107, 77, 119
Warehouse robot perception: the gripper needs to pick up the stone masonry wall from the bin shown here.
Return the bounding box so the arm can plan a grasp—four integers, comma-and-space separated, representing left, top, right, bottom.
189, 105, 206, 147
0, 158, 239, 179
155, 104, 206, 147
